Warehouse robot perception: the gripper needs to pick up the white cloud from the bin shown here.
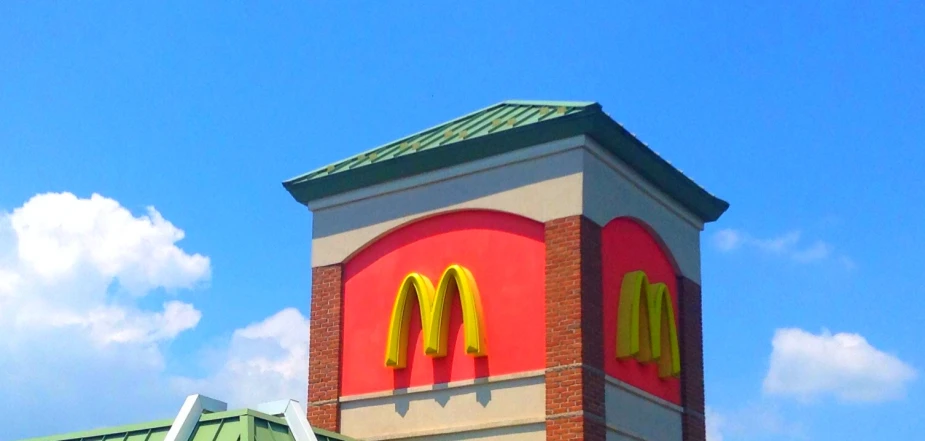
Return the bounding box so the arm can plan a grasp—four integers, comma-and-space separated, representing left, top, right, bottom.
706, 407, 725, 441
0, 192, 211, 438
712, 228, 841, 265
7, 192, 209, 293
1, 192, 310, 440
173, 308, 310, 408
14, 299, 202, 346
0, 192, 209, 346
763, 328, 917, 403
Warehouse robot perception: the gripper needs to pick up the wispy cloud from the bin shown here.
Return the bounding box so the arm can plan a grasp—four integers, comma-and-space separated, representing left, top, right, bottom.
838, 255, 857, 270
752, 231, 803, 254
706, 407, 725, 441
763, 328, 917, 403
707, 403, 806, 441
172, 307, 310, 408
791, 241, 831, 263
713, 229, 745, 252
711, 228, 852, 267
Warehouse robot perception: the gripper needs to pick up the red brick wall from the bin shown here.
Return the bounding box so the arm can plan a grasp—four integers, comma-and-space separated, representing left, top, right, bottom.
679, 276, 706, 441
545, 216, 606, 441
307, 264, 343, 432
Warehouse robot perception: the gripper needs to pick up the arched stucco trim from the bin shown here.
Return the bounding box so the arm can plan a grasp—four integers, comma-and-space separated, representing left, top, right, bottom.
343, 208, 545, 269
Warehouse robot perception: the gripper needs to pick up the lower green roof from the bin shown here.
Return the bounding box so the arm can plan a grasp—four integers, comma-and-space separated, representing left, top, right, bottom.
18, 408, 354, 441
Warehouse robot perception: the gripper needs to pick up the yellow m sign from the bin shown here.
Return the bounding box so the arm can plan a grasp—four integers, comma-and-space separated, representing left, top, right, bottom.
384, 264, 487, 369
616, 270, 681, 378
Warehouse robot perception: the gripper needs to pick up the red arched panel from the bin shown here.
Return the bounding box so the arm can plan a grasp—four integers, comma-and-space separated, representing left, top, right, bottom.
602, 217, 682, 405
341, 210, 546, 396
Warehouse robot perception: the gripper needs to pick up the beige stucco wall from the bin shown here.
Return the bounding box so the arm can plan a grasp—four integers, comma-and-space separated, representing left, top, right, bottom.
339, 373, 546, 441
406, 424, 546, 441
604, 377, 683, 441
309, 136, 586, 269
308, 135, 704, 282
581, 142, 703, 281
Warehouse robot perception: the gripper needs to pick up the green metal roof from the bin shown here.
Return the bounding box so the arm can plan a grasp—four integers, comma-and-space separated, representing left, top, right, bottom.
282, 100, 729, 222
17, 409, 355, 441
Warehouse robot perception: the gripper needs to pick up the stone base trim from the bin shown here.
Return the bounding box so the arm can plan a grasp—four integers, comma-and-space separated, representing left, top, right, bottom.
546, 410, 605, 424
308, 398, 339, 406
340, 375, 545, 441
358, 417, 547, 441
307, 402, 339, 433
336, 368, 696, 416
604, 376, 684, 414
682, 413, 707, 441
547, 363, 688, 416
546, 414, 607, 441
604, 423, 649, 441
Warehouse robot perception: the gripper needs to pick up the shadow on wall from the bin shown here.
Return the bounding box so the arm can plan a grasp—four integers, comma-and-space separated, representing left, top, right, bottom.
392, 382, 494, 417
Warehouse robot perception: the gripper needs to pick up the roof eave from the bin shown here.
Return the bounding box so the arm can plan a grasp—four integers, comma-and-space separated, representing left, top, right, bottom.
284, 109, 729, 223
282, 110, 596, 206
585, 113, 730, 222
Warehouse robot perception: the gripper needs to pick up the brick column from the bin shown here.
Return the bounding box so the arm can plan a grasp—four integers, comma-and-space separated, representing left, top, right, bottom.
545, 216, 606, 441
307, 264, 343, 432
678, 277, 706, 441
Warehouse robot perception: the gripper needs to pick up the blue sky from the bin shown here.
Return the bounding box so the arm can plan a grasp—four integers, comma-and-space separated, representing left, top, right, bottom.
1, 2, 923, 440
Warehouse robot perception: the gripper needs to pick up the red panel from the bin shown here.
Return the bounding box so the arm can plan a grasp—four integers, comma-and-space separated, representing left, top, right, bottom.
602, 217, 682, 405
341, 210, 546, 396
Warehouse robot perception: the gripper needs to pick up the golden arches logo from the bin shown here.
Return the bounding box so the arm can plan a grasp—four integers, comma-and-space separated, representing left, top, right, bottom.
616, 270, 681, 378
384, 264, 487, 369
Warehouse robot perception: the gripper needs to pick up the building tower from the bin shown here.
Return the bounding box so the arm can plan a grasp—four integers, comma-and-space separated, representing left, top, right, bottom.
283, 101, 728, 441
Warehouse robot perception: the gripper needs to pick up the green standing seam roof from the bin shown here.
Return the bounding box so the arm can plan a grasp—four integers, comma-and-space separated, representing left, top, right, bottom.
282, 100, 729, 222
17, 409, 356, 441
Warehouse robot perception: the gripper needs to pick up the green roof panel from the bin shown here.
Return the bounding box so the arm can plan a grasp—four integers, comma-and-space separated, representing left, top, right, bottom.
282, 100, 729, 222
286, 100, 596, 183
18, 409, 358, 441
19, 419, 175, 441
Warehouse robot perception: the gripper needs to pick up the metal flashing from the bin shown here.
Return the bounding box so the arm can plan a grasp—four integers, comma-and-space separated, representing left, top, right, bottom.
252, 399, 319, 441
282, 401, 319, 441
254, 399, 293, 416
164, 394, 228, 441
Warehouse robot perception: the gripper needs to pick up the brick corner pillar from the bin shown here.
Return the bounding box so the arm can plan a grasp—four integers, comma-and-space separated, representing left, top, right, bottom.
307, 264, 344, 433
545, 216, 606, 441
678, 276, 706, 441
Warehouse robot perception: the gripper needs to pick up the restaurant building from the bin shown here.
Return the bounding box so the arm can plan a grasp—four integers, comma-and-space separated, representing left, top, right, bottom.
282, 100, 728, 441
24, 100, 727, 441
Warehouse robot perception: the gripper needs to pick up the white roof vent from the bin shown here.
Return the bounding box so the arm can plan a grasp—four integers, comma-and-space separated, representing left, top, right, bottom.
164, 395, 319, 441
